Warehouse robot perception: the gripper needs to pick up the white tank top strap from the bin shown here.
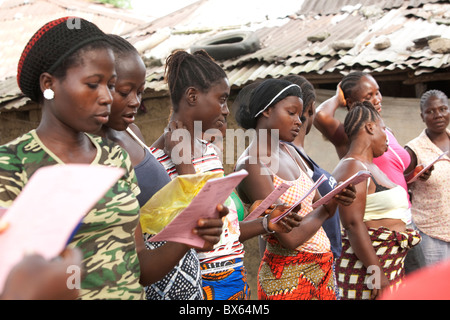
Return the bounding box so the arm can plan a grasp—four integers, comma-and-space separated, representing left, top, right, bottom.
126, 127, 150, 151
280, 142, 304, 174
341, 157, 370, 190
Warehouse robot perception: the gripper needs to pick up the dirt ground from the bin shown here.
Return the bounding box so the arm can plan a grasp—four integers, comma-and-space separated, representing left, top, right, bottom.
242, 236, 262, 299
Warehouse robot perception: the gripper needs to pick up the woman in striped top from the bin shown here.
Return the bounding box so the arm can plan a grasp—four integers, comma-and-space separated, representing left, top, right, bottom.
94, 35, 229, 300
150, 50, 302, 300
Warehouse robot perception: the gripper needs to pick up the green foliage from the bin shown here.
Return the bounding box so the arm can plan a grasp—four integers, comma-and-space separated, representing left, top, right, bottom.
95, 0, 132, 9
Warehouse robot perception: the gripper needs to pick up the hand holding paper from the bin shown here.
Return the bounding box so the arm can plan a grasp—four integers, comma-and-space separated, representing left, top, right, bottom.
243, 182, 292, 221
0, 164, 125, 293
406, 151, 449, 183
312, 170, 371, 209
271, 174, 328, 224
148, 170, 248, 248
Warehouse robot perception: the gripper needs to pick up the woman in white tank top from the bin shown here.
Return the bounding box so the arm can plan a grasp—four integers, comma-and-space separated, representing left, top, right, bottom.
331, 101, 421, 300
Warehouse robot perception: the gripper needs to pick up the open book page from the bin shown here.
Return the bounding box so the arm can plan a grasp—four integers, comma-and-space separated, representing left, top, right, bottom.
148, 170, 248, 248
311, 170, 371, 209
270, 174, 328, 224
243, 182, 292, 222
0, 164, 125, 293
406, 151, 449, 184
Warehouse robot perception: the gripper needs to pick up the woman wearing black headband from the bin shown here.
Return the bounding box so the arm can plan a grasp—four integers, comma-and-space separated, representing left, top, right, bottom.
234, 78, 356, 300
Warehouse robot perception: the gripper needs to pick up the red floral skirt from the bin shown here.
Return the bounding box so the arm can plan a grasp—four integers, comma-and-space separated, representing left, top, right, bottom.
257, 241, 336, 300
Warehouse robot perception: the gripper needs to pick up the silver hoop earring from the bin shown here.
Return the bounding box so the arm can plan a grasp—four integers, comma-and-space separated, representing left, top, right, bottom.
43, 88, 54, 100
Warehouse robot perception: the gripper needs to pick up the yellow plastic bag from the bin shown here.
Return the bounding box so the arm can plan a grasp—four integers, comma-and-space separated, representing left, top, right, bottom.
140, 171, 223, 235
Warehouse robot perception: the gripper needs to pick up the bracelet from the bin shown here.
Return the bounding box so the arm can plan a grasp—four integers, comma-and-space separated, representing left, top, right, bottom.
262, 215, 275, 234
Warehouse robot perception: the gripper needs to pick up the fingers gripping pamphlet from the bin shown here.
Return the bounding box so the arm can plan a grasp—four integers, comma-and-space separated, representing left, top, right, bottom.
406, 151, 449, 184
311, 170, 372, 209
0, 164, 125, 293
148, 170, 248, 248
243, 182, 292, 222
270, 174, 328, 224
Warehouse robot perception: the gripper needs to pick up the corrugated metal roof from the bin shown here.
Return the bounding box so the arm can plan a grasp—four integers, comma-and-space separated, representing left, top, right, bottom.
0, 0, 154, 110
296, 0, 443, 15
132, 1, 449, 92
1, 0, 450, 111
0, 0, 150, 82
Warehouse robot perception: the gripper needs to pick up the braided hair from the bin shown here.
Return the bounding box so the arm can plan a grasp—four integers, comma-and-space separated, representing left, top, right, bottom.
344, 100, 380, 139
420, 89, 448, 112
17, 17, 110, 102
164, 49, 227, 111
235, 78, 302, 129
340, 71, 369, 108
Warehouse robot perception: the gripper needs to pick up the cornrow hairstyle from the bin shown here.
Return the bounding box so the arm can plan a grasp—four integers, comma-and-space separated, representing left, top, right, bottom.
340, 71, 369, 109
282, 75, 315, 121
236, 78, 302, 129
420, 89, 449, 112
17, 17, 110, 102
107, 34, 138, 58
343, 100, 380, 139
164, 49, 227, 111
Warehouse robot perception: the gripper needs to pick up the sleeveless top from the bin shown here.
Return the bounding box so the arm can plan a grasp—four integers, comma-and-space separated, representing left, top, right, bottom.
150, 139, 245, 271
287, 142, 342, 259
342, 157, 408, 224
267, 143, 331, 254
373, 130, 412, 223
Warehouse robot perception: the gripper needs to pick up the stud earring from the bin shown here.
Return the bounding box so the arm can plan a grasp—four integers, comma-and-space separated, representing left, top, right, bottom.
43, 88, 54, 100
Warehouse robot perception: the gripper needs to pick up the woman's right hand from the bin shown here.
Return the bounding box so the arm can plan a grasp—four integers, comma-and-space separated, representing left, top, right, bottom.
1, 247, 83, 300
193, 203, 228, 251
336, 82, 347, 108
266, 203, 303, 233
163, 120, 186, 157
372, 272, 391, 300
